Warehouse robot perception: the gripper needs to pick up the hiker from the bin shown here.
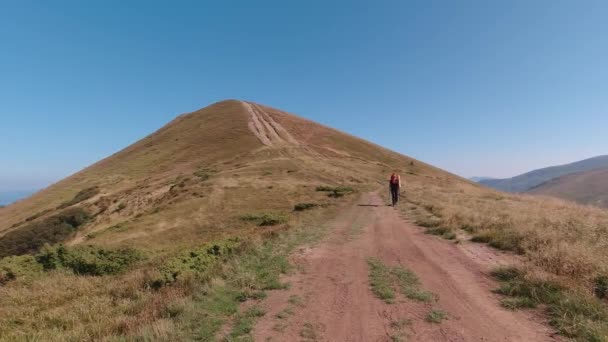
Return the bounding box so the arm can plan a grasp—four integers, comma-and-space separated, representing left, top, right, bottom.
389, 172, 401, 206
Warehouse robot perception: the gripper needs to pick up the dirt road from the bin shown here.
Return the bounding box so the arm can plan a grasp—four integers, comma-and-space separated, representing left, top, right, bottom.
252, 192, 559, 341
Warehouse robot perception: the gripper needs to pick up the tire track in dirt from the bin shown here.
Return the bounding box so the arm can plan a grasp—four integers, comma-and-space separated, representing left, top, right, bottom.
243, 101, 299, 146
252, 192, 561, 342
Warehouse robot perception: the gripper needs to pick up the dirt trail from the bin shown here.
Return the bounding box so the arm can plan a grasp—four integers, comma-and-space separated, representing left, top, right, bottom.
243, 101, 299, 146
253, 192, 559, 342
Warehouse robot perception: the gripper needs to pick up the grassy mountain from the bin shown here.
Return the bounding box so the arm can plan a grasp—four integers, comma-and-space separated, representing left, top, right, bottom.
478, 155, 608, 192
0, 100, 441, 250
528, 167, 608, 208
1, 100, 608, 340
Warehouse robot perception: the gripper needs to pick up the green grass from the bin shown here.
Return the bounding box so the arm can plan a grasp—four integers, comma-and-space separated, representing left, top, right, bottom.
425, 226, 456, 240
367, 258, 396, 303
491, 266, 608, 341
240, 212, 289, 226
228, 305, 266, 340
367, 258, 434, 304
294, 203, 318, 211
425, 309, 447, 323
316, 185, 355, 198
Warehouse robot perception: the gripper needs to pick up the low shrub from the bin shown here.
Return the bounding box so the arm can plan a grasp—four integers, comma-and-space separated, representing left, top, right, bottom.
240, 213, 288, 226
158, 238, 242, 284
58, 186, 100, 209
294, 203, 318, 211
36, 244, 142, 276
0, 207, 90, 258
317, 185, 355, 198
0, 255, 43, 284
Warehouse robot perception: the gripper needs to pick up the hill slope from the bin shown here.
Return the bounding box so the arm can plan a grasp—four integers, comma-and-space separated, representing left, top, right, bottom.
0, 99, 446, 251
528, 167, 608, 208
478, 155, 608, 192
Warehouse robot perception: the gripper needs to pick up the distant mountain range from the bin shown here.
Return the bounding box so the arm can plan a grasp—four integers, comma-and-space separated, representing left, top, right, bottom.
474, 155, 608, 208
0, 190, 36, 206
469, 176, 495, 182
477, 155, 608, 192
527, 168, 608, 208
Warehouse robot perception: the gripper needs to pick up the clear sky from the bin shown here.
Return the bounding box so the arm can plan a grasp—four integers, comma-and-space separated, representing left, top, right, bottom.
1, 0, 607, 191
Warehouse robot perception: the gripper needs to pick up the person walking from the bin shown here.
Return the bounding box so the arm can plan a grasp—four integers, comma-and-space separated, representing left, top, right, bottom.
389, 172, 401, 206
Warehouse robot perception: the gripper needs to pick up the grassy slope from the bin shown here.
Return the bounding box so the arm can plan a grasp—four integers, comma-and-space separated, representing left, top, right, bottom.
528, 168, 608, 208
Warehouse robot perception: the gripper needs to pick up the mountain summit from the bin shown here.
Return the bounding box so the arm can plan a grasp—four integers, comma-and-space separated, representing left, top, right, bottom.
0, 100, 443, 250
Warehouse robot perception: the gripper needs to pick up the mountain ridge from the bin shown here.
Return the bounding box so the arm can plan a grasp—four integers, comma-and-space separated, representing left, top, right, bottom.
478, 155, 608, 192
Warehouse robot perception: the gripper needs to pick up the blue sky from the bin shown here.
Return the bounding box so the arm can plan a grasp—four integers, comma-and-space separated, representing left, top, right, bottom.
1, 0, 607, 191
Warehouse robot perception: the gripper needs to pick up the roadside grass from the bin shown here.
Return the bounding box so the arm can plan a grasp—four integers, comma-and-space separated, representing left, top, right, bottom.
0, 201, 338, 341
367, 258, 396, 303
367, 258, 434, 304
401, 180, 608, 338
227, 305, 266, 340
491, 266, 608, 341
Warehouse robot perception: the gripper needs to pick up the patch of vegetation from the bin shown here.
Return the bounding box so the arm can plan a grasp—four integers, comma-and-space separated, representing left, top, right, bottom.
157, 238, 243, 284
288, 294, 304, 307
594, 275, 608, 299
294, 203, 318, 211
392, 265, 435, 302
471, 230, 525, 254
425, 226, 456, 240
58, 186, 100, 209
0, 255, 43, 284
36, 244, 142, 276
316, 185, 354, 198
276, 307, 295, 319
0, 207, 90, 258
367, 258, 434, 304
300, 322, 319, 340
228, 305, 266, 340
240, 212, 289, 226
367, 258, 396, 303
194, 168, 214, 181
491, 266, 608, 340
425, 309, 447, 323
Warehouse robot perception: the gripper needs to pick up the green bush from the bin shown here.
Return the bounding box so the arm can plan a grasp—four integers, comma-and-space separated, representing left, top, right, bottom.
316, 185, 354, 198
158, 238, 242, 284
594, 275, 608, 299
316, 185, 354, 193
0, 255, 43, 284
294, 203, 318, 211
58, 186, 100, 209
240, 213, 288, 226
36, 244, 141, 276
0, 207, 90, 258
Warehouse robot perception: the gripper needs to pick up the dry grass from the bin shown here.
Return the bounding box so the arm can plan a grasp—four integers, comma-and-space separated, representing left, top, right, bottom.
403, 180, 608, 289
